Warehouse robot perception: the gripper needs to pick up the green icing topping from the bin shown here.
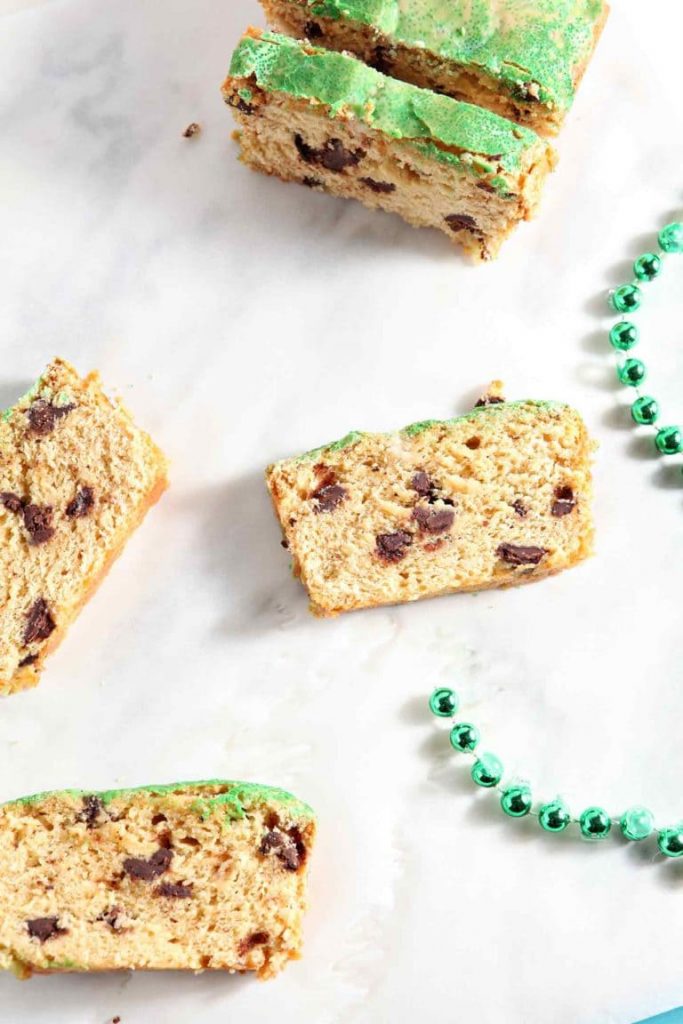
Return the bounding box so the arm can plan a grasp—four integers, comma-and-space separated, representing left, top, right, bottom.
293, 400, 566, 459
304, 0, 606, 111
229, 31, 543, 175
2, 779, 315, 823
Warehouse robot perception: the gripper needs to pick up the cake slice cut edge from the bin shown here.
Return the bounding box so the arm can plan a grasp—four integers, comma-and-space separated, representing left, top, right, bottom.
223, 29, 557, 260
0, 357, 169, 696
266, 395, 596, 616
259, 0, 610, 137
0, 780, 315, 980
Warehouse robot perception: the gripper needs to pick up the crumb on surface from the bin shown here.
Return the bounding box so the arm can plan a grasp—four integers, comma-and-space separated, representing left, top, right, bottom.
183, 122, 201, 138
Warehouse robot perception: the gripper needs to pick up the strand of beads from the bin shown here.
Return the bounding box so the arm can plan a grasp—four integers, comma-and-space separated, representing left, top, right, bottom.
428, 687, 683, 858
608, 221, 683, 468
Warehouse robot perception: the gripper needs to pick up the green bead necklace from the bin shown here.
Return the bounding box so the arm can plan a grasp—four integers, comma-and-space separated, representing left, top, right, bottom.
608, 221, 683, 462
428, 687, 683, 856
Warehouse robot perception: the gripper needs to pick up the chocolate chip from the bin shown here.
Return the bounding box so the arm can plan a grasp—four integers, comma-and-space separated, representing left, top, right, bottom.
304, 19, 323, 37
23, 504, 55, 545
97, 906, 124, 931
465, 437, 481, 450
27, 917, 66, 943
512, 500, 528, 518
123, 847, 173, 882
302, 176, 322, 188
151, 813, 168, 826
496, 543, 547, 567
180, 835, 200, 847
77, 795, 104, 828
18, 653, 38, 667
445, 213, 479, 233
376, 530, 413, 563
312, 483, 346, 513
552, 486, 576, 517
411, 471, 432, 497
155, 881, 193, 899
239, 931, 269, 955
475, 395, 505, 408
259, 828, 304, 871
65, 486, 95, 519
368, 45, 392, 74
319, 139, 364, 172
1, 492, 24, 513
229, 95, 255, 115
259, 830, 284, 855
26, 399, 74, 436
412, 506, 455, 534
23, 598, 56, 645
360, 177, 396, 194
293, 134, 364, 172
476, 180, 497, 194
294, 133, 317, 164
182, 122, 201, 138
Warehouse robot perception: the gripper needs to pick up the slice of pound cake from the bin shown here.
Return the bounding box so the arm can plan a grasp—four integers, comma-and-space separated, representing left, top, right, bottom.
0, 358, 168, 696
223, 30, 556, 260
0, 781, 315, 980
267, 393, 595, 615
259, 0, 609, 137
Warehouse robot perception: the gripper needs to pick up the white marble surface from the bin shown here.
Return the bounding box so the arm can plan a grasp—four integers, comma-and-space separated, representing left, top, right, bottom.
1, 1, 683, 1022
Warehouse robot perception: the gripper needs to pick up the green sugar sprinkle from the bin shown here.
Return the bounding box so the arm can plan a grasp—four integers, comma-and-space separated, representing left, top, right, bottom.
302, 0, 606, 112
2, 779, 316, 824
229, 31, 545, 178
292, 400, 566, 460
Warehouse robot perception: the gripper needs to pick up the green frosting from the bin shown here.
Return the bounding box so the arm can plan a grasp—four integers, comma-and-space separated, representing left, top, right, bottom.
303, 0, 606, 111
295, 399, 566, 459
229, 31, 543, 177
2, 779, 315, 824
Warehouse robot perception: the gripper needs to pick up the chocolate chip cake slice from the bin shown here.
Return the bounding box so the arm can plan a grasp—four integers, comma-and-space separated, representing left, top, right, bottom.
259, 0, 609, 137
223, 30, 556, 260
0, 358, 168, 696
267, 395, 595, 616
0, 781, 315, 980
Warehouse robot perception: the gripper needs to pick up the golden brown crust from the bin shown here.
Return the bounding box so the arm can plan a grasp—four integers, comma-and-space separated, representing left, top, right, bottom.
7, 469, 168, 696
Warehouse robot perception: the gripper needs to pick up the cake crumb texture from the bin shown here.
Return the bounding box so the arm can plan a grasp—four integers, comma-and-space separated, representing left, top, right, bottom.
0, 357, 168, 695
267, 398, 595, 615
223, 30, 556, 260
0, 781, 315, 980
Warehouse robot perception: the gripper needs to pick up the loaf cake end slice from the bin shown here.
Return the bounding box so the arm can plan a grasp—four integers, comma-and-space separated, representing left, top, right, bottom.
223, 29, 556, 260
0, 781, 315, 980
259, 0, 610, 136
267, 395, 595, 615
0, 358, 168, 696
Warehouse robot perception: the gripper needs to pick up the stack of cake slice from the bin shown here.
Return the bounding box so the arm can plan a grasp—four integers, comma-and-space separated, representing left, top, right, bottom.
223, 0, 609, 259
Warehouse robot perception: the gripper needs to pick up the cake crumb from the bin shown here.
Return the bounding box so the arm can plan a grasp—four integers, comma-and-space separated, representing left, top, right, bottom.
182, 122, 201, 138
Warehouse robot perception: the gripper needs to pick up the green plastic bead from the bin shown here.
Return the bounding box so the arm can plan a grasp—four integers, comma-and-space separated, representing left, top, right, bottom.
449, 722, 480, 753
609, 321, 639, 352
501, 785, 532, 818
471, 753, 503, 788
633, 252, 662, 281
620, 806, 655, 842
429, 688, 458, 718
538, 800, 571, 833
611, 284, 642, 314
659, 222, 683, 254
617, 359, 646, 387
579, 807, 612, 841
658, 827, 683, 858
655, 426, 683, 456
631, 396, 659, 426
